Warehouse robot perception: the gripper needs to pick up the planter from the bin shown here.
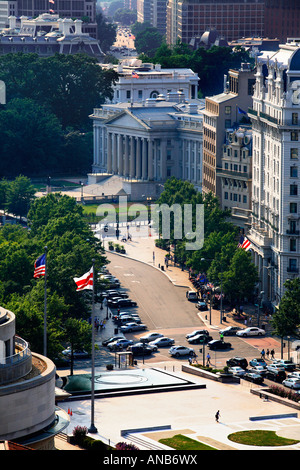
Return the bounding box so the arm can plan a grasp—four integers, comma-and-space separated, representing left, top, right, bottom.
108, 245, 114, 251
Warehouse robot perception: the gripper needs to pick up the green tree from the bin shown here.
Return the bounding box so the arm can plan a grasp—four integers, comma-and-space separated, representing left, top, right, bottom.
222, 249, 258, 305
272, 278, 300, 339
6, 175, 35, 219
135, 27, 164, 57
96, 11, 117, 53
64, 317, 92, 375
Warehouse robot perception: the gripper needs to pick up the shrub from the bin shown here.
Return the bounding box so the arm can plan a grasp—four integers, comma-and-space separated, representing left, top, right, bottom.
73, 425, 88, 441
115, 442, 140, 450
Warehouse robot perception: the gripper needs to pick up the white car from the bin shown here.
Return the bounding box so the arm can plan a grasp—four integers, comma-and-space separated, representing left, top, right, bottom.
107, 338, 133, 350
266, 363, 285, 372
282, 378, 300, 390
149, 337, 175, 347
228, 366, 246, 377
120, 322, 147, 332
236, 327, 266, 337
288, 371, 300, 379
169, 345, 195, 357
139, 332, 164, 343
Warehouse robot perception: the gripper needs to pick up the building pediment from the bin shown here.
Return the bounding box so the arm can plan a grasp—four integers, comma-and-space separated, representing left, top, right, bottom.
106, 110, 150, 130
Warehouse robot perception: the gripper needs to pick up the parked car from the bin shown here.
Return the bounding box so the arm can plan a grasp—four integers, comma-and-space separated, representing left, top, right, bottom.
186, 291, 198, 301
169, 345, 195, 357
228, 366, 246, 377
110, 299, 137, 308
288, 371, 300, 379
265, 369, 286, 383
243, 372, 264, 384
139, 332, 164, 343
102, 334, 125, 346
273, 359, 296, 371
249, 358, 267, 368
120, 322, 147, 333
187, 334, 212, 345
266, 363, 285, 373
107, 338, 134, 351
208, 340, 231, 350
249, 366, 267, 376
282, 377, 300, 390
196, 301, 208, 311
149, 337, 175, 347
226, 357, 248, 369
219, 326, 242, 336
133, 342, 158, 352
118, 316, 139, 325
62, 347, 89, 358
186, 329, 209, 339
127, 345, 153, 356
236, 327, 266, 337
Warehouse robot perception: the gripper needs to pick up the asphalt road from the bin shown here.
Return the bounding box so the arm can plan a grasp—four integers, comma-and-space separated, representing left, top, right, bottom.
103, 253, 269, 367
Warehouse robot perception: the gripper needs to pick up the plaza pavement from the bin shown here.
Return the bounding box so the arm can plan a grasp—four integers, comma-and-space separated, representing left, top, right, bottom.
55, 234, 300, 451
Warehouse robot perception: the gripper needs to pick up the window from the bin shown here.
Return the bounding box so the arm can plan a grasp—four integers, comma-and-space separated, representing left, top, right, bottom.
292, 113, 298, 125
290, 166, 298, 177
138, 90, 143, 99
126, 90, 131, 99
291, 131, 298, 141
290, 202, 297, 213
243, 195, 247, 203
288, 258, 298, 273
225, 106, 231, 115
224, 192, 228, 199
290, 184, 298, 195
290, 239, 296, 252
291, 148, 298, 159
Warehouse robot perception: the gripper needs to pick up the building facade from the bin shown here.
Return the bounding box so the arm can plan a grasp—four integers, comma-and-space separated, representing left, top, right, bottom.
173, 0, 265, 46
202, 63, 255, 200
0, 0, 97, 37
102, 60, 199, 104
248, 42, 300, 303
218, 126, 252, 231
90, 96, 204, 191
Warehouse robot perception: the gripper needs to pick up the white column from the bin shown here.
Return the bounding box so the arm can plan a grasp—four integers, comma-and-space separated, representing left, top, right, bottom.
142, 138, 147, 180
136, 137, 141, 179
130, 136, 135, 178
118, 134, 123, 175
124, 135, 129, 177
148, 139, 153, 180
113, 133, 118, 174
107, 132, 112, 173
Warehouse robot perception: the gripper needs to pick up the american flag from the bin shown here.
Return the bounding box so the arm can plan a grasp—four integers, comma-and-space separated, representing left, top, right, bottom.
132, 71, 139, 78
238, 235, 252, 251
34, 253, 46, 278
73, 267, 93, 291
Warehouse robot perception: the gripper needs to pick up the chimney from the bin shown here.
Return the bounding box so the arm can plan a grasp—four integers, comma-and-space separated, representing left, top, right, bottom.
74, 19, 82, 35
8, 16, 16, 30
62, 18, 72, 36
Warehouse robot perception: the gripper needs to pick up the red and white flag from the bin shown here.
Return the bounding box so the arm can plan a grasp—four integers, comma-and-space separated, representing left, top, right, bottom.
73, 267, 93, 291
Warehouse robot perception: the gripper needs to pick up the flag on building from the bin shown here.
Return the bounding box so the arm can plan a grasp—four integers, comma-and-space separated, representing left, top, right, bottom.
132, 71, 139, 78
73, 267, 93, 291
237, 106, 247, 115
49, 8, 55, 12
238, 235, 252, 251
49, 0, 55, 3
34, 253, 46, 278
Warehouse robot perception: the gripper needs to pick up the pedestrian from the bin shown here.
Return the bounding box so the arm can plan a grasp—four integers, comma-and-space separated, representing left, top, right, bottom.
215, 410, 220, 423
266, 349, 270, 360
261, 348, 265, 359
271, 349, 275, 360
219, 332, 224, 341
244, 318, 247, 326
206, 352, 211, 366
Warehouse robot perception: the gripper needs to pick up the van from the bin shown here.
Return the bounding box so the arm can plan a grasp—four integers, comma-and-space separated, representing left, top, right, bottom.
186, 291, 198, 301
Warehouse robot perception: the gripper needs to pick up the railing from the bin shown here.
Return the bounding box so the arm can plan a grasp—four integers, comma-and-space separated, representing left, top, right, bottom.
0, 337, 32, 385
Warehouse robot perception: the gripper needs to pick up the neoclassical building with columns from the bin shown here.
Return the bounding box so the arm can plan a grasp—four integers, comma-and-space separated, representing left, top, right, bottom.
89, 95, 204, 193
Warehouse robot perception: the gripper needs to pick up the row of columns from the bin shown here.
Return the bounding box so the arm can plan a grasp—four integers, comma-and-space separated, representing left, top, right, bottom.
94, 125, 170, 180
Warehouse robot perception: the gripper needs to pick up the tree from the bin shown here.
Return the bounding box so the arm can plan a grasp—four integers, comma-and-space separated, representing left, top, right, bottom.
64, 317, 92, 375
135, 27, 164, 57
272, 278, 300, 339
222, 249, 258, 305
0, 99, 63, 176
96, 12, 117, 53
6, 175, 35, 219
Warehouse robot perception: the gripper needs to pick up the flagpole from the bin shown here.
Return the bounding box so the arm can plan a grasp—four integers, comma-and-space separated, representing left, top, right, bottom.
43, 246, 47, 357
89, 258, 98, 434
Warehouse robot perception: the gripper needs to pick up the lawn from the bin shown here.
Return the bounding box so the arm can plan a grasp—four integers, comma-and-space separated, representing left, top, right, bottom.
228, 430, 299, 447
159, 434, 216, 450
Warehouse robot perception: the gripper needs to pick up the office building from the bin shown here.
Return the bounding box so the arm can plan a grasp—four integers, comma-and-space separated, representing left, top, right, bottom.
248, 42, 300, 303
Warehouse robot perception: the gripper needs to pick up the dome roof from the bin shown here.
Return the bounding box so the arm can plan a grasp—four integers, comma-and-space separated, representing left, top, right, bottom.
200, 29, 219, 46
289, 48, 300, 71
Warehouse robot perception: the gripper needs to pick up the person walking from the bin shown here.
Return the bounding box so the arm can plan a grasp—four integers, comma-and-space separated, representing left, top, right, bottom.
206, 352, 211, 366
271, 349, 275, 360
261, 348, 265, 359
215, 410, 220, 423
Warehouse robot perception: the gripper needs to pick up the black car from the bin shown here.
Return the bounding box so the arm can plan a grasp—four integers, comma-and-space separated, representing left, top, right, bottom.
187, 334, 213, 345
243, 372, 264, 384
127, 345, 153, 356
208, 340, 231, 350
265, 369, 286, 383
110, 299, 137, 308
226, 357, 248, 369
219, 326, 242, 336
